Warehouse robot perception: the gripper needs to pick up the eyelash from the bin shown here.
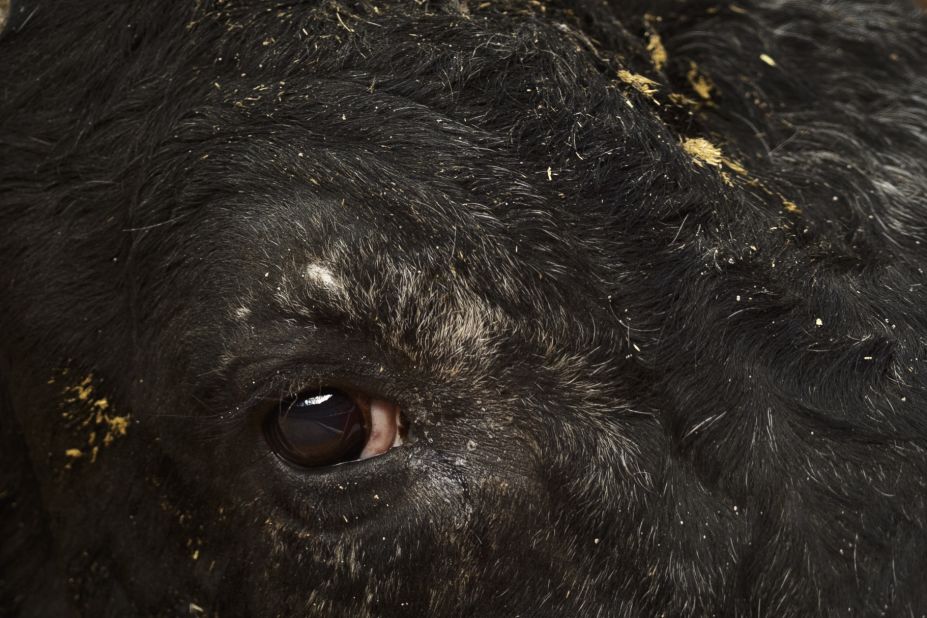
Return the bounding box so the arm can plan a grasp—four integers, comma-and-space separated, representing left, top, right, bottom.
193, 363, 406, 444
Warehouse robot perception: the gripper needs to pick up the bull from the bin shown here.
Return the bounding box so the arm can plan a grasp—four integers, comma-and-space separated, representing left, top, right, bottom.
2, 0, 926, 615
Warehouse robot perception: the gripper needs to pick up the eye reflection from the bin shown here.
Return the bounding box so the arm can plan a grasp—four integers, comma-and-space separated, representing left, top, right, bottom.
266, 389, 367, 467
264, 388, 405, 468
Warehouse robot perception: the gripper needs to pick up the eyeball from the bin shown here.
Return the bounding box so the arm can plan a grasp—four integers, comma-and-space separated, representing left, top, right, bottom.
264, 388, 403, 468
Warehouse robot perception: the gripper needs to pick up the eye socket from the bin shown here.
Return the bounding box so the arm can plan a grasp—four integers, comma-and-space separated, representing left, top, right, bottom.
264, 388, 404, 468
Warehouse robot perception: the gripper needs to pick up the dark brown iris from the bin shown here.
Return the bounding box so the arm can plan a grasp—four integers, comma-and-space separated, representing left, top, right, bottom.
265, 389, 367, 467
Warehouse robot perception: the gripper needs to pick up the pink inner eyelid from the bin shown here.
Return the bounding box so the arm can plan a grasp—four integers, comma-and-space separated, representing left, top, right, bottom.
360, 398, 401, 460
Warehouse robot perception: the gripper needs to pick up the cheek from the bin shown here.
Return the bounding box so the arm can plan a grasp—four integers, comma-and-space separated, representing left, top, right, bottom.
8, 367, 134, 488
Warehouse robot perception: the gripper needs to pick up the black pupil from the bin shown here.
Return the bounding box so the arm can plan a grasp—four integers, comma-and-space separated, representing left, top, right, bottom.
267, 389, 366, 467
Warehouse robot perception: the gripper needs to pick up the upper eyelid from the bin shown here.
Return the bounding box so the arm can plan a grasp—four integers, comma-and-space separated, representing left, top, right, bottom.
200, 357, 406, 423
195, 323, 407, 416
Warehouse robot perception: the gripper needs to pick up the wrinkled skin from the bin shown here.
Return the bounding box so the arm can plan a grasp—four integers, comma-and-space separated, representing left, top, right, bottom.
2, 1, 927, 616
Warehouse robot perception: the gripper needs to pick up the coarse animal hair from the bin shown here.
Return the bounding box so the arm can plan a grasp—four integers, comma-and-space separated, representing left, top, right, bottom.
1, 0, 927, 616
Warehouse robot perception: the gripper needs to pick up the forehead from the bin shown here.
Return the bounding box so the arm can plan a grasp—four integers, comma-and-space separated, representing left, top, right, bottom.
152, 84, 612, 322
121, 1, 639, 381
201, 180, 611, 378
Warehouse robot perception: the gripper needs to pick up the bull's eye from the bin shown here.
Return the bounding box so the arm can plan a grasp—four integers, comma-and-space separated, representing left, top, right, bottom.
264, 388, 403, 468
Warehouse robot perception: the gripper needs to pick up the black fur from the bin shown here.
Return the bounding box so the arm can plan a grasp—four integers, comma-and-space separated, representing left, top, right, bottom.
1, 0, 926, 616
